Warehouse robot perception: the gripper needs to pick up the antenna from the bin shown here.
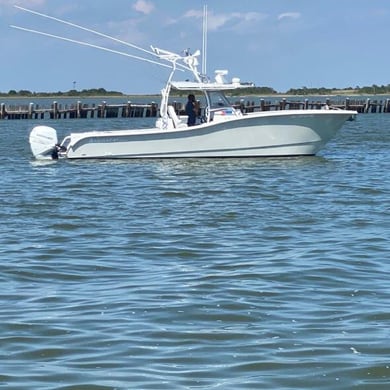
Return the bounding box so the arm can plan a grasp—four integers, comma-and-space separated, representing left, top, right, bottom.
202, 4, 208, 76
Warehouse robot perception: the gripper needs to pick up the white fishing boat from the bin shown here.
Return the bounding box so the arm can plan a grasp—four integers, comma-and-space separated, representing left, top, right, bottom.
14, 6, 357, 160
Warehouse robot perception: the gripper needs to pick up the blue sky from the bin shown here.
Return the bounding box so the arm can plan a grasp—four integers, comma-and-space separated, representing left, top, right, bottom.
1, 0, 390, 94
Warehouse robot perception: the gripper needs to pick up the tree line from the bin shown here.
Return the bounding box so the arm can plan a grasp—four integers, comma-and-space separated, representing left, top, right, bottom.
186, 84, 390, 96
1, 84, 390, 97
236, 84, 390, 96
0, 88, 124, 97
285, 84, 390, 96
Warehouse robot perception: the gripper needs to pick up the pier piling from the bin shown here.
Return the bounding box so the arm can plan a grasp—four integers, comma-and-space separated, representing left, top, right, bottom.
0, 96, 388, 120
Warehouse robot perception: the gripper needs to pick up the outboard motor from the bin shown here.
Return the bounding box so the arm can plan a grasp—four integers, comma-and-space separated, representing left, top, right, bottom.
29, 125, 59, 159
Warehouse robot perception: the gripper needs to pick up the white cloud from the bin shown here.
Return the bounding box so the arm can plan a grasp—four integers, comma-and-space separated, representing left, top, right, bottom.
183, 9, 225, 30
183, 9, 203, 19
0, 0, 46, 5
183, 9, 266, 32
278, 12, 301, 21
133, 0, 155, 15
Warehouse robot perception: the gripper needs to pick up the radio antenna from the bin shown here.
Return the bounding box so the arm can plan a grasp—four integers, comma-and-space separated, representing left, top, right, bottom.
201, 4, 208, 76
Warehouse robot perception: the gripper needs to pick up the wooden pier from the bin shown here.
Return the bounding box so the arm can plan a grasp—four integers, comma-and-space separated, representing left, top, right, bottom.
0, 101, 158, 120
234, 97, 390, 114
0, 97, 389, 120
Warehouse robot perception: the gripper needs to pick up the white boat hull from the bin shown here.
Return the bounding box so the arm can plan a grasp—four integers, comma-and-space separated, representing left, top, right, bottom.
62, 110, 355, 159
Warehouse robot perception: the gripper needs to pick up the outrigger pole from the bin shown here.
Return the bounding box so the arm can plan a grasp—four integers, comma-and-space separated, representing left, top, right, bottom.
14, 5, 155, 57
11, 5, 194, 73
202, 4, 208, 76
10, 25, 173, 69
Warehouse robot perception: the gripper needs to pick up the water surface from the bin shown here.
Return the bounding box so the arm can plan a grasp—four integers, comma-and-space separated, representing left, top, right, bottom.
0, 114, 389, 389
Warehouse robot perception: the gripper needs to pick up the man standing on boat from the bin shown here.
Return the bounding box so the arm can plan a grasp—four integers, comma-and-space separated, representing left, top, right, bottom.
185, 94, 197, 126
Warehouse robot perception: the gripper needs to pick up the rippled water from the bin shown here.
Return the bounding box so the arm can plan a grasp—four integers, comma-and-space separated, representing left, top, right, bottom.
0, 114, 389, 389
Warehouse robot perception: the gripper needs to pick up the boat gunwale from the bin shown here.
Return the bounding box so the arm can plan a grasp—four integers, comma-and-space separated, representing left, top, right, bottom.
66, 108, 357, 139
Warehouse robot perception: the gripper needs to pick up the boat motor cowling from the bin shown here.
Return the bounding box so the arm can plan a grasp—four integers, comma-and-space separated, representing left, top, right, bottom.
29, 125, 59, 159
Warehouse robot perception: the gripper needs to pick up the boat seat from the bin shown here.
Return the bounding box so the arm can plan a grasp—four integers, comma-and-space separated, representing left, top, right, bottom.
167, 105, 186, 128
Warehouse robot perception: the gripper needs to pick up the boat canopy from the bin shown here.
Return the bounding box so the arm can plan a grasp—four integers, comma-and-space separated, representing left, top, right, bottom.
171, 80, 242, 91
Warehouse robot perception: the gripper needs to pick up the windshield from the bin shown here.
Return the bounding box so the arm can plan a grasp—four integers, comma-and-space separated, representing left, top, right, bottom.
206, 91, 232, 108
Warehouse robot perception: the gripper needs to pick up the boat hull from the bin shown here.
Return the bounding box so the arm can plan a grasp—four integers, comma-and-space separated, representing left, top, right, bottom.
64, 110, 356, 159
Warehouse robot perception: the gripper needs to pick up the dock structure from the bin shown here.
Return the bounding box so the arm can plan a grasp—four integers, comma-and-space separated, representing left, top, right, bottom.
0, 101, 158, 120
0, 97, 389, 120
237, 97, 390, 114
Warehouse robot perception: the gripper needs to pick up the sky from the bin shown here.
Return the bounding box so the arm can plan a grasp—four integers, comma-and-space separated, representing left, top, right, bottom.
1, 0, 390, 94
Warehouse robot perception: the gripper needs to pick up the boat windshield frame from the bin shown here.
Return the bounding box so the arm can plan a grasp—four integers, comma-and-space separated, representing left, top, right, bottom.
205, 90, 233, 109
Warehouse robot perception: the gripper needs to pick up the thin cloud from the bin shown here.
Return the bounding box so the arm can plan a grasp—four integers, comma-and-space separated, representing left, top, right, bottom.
278, 12, 301, 21
183, 9, 227, 31
183, 9, 266, 32
133, 0, 155, 15
0, 0, 46, 4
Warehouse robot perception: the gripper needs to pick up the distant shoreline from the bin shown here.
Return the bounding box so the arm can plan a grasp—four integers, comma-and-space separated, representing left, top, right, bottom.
1, 92, 389, 100
2, 83, 389, 98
